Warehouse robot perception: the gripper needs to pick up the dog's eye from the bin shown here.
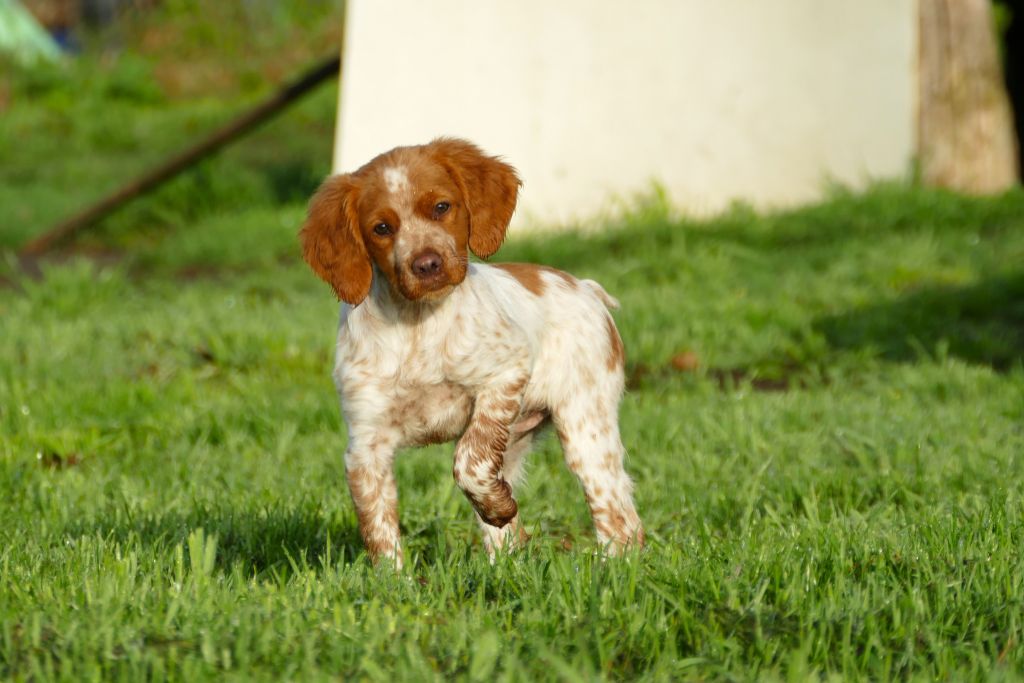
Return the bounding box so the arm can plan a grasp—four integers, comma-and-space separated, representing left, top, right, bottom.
373, 222, 393, 237
432, 201, 451, 219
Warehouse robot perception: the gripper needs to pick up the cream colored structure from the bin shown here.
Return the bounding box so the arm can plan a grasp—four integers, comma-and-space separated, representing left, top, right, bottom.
334, 0, 916, 228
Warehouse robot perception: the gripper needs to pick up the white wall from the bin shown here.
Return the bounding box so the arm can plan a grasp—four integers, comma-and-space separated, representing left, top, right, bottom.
334, 0, 916, 228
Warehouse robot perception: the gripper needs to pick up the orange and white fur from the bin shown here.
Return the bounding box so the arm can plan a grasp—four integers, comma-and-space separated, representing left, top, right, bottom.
300, 138, 643, 568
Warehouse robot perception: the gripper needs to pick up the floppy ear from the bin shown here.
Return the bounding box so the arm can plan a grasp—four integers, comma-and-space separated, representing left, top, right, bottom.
299, 174, 372, 304
430, 138, 521, 258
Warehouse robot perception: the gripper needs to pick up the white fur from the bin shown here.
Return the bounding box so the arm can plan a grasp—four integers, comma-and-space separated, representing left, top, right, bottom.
382, 165, 410, 195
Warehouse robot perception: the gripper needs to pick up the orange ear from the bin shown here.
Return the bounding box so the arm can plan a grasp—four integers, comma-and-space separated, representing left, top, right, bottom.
299, 174, 372, 304
430, 138, 521, 258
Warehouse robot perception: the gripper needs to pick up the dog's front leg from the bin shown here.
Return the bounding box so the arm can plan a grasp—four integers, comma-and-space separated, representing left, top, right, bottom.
453, 376, 528, 528
345, 438, 402, 569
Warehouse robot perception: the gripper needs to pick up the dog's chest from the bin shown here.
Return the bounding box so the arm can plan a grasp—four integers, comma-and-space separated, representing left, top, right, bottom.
339, 296, 526, 385
363, 334, 475, 446
391, 380, 473, 446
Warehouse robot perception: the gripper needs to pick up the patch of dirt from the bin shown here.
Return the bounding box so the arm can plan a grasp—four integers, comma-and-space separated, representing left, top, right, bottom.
628, 355, 820, 393
37, 451, 82, 470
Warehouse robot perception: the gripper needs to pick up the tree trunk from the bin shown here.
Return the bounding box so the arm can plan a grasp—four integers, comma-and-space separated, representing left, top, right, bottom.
919, 0, 1020, 192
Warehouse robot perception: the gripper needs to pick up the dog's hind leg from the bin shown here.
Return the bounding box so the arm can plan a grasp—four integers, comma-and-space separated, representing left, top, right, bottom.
553, 388, 644, 554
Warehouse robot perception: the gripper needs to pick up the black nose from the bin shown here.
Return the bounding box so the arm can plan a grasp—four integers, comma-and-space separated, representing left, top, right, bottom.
412, 251, 443, 278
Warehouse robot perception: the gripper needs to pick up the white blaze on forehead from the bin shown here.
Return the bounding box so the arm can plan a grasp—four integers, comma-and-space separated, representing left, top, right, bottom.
383, 166, 410, 195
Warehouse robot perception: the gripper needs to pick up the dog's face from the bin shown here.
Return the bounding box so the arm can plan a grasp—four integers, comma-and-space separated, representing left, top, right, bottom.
300, 138, 521, 304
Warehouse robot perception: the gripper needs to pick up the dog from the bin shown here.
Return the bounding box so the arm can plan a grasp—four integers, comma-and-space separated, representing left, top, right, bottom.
300, 138, 643, 567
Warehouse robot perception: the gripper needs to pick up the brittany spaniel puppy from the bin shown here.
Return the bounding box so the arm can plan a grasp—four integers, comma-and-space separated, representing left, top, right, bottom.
300, 138, 643, 568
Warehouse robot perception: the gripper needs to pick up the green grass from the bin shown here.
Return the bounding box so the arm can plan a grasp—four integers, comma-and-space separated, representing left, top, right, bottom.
3, 11, 1024, 679
2, 183, 1023, 680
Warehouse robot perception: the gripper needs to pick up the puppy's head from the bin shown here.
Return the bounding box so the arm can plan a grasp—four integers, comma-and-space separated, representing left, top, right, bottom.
300, 138, 521, 304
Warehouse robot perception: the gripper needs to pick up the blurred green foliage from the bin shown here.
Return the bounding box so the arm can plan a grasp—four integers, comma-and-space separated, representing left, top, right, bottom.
0, 0, 343, 250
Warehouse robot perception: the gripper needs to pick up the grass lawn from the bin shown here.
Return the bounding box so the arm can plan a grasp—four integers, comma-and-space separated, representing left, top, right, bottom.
3, 187, 1023, 680
3, 14, 1024, 681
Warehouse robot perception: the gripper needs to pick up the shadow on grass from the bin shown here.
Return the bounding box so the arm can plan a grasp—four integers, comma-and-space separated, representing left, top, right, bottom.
503, 184, 1024, 274
65, 504, 365, 577
815, 272, 1024, 371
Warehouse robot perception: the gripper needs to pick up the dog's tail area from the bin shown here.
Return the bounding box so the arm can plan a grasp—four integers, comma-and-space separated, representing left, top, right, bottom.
581, 279, 620, 310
